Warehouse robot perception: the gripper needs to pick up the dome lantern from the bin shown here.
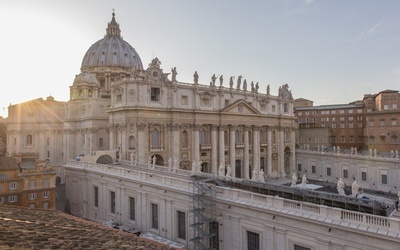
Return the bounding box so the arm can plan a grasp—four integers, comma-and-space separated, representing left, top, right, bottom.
106, 10, 121, 37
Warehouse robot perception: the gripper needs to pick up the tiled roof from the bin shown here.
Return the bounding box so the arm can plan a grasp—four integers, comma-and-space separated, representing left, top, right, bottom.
0, 205, 179, 250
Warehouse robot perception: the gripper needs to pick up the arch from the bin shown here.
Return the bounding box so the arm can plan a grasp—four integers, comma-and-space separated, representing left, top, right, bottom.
96, 154, 114, 164
150, 154, 164, 166
26, 134, 33, 146
129, 136, 135, 149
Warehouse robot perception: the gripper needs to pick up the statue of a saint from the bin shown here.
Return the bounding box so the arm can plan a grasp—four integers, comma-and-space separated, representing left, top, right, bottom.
193, 71, 199, 84
290, 173, 298, 187
229, 76, 234, 88
351, 180, 360, 197
172, 156, 178, 173
226, 165, 232, 177
259, 169, 265, 182
191, 160, 197, 175
236, 75, 243, 90
152, 155, 157, 169
337, 178, 345, 195
255, 82, 259, 93
211, 74, 217, 86
252, 169, 258, 180
251, 81, 254, 92
168, 157, 173, 172
148, 156, 152, 169
171, 67, 178, 82
218, 164, 225, 176
266, 84, 270, 95
301, 174, 308, 188
243, 79, 247, 91
219, 75, 223, 86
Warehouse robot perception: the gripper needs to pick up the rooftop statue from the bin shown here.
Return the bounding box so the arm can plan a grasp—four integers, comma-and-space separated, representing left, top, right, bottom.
171, 67, 178, 82
337, 178, 345, 195
193, 71, 199, 84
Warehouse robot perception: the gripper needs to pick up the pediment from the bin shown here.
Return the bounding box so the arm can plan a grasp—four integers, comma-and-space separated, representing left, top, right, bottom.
221, 99, 261, 115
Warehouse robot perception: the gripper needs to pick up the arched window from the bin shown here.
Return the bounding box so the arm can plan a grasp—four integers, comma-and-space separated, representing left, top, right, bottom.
200, 129, 206, 144
182, 130, 188, 147
151, 129, 160, 147
129, 136, 135, 149
46, 138, 50, 147
26, 134, 33, 146
285, 130, 290, 143
99, 138, 104, 148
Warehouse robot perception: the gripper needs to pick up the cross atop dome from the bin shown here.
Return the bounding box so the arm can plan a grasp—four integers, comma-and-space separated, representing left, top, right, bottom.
106, 9, 121, 37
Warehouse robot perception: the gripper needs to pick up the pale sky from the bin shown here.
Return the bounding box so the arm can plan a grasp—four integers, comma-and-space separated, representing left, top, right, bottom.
1, 0, 400, 117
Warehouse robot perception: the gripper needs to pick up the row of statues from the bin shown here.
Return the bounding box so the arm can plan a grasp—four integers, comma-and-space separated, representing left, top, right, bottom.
337, 178, 360, 197
170, 67, 271, 95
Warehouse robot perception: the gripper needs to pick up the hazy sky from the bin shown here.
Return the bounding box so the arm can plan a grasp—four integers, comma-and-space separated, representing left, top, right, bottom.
1, 0, 400, 117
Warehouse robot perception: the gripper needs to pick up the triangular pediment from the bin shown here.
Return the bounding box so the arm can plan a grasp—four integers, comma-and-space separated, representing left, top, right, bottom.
221, 99, 261, 115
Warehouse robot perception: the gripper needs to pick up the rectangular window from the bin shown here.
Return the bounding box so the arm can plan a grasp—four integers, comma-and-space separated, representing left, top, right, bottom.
327, 167, 331, 176
225, 99, 230, 107
384, 105, 389, 110
29, 193, 37, 200
343, 169, 348, 178
380, 120, 385, 126
0, 197, 4, 204
201, 97, 210, 106
110, 191, 116, 214
43, 202, 49, 209
358, 122, 363, 128
348, 109, 353, 114
340, 116, 345, 121
331, 110, 336, 114
369, 121, 374, 126
42, 191, 50, 198
29, 180, 35, 189
349, 136, 354, 142
362, 172, 367, 181
294, 245, 311, 250
369, 137, 375, 143
43, 179, 49, 188
8, 195, 17, 203
311, 165, 316, 174
247, 231, 260, 250
381, 171, 388, 184
272, 105, 276, 113
0, 174, 6, 180
341, 136, 345, 142
181, 95, 188, 105
177, 211, 186, 240
94, 186, 99, 207
151, 203, 159, 229
340, 123, 345, 128
357, 109, 363, 113
393, 104, 397, 109
358, 136, 364, 142
116, 94, 122, 102
129, 197, 135, 221
9, 182, 18, 190
332, 123, 336, 128
339, 110, 344, 114
150, 88, 160, 102
349, 116, 353, 121
297, 164, 302, 172
392, 120, 397, 126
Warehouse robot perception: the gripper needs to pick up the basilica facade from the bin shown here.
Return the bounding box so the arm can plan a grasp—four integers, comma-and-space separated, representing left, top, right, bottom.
7, 12, 296, 179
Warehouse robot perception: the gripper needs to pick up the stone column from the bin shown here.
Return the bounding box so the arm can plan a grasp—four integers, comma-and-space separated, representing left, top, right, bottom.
84, 130, 88, 155
137, 123, 147, 164
219, 125, 225, 168
291, 128, 296, 173
171, 124, 180, 163
244, 126, 250, 179
278, 127, 285, 176
229, 126, 236, 177
109, 124, 115, 150
267, 126, 272, 176
120, 124, 127, 160
211, 125, 218, 174
252, 126, 260, 173
193, 125, 200, 163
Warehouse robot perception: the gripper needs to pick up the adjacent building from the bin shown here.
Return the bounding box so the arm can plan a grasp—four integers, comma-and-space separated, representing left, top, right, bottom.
295, 89, 400, 153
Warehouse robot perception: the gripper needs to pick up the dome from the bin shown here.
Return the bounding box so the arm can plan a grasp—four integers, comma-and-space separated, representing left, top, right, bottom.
73, 72, 99, 85
80, 12, 143, 73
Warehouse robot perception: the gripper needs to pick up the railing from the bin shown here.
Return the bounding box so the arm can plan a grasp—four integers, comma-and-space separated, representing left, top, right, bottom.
200, 144, 212, 150
149, 145, 163, 152
235, 143, 244, 148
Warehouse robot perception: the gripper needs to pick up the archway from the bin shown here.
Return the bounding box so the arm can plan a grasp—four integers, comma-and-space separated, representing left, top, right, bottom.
150, 154, 164, 166
96, 155, 114, 164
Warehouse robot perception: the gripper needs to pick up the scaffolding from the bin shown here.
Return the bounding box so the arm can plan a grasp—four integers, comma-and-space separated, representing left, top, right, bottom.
189, 175, 217, 250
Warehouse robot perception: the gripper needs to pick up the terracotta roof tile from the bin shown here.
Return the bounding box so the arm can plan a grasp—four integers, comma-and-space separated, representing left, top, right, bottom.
0, 205, 180, 250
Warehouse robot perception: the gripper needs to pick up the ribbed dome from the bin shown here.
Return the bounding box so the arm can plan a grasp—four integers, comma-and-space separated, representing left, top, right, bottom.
80, 12, 143, 72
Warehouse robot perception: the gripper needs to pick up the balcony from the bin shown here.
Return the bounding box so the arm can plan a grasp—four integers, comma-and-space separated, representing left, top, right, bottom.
150, 145, 163, 152
200, 144, 212, 151
235, 143, 244, 148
